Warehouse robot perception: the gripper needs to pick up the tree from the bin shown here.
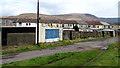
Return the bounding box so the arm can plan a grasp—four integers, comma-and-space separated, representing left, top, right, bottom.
73, 25, 79, 31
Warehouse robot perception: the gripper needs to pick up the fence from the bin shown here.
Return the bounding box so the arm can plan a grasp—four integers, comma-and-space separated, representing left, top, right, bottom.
63, 30, 115, 40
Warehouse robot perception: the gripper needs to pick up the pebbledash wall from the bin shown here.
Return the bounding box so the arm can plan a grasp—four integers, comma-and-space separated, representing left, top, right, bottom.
36, 23, 63, 43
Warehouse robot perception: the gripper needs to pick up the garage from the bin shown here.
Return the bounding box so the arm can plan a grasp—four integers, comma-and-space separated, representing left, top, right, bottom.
2, 27, 36, 46
45, 29, 60, 42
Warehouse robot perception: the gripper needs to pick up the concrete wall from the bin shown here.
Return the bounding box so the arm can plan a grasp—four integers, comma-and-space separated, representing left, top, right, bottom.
62, 30, 112, 40
7, 33, 35, 45
2, 27, 35, 46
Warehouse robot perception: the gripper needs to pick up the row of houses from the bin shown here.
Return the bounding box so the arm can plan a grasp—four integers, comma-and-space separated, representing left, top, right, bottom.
1, 17, 120, 46
1, 18, 120, 30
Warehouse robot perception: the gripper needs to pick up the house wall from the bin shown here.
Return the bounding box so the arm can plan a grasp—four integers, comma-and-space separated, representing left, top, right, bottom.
104, 25, 110, 29
95, 25, 103, 29
111, 25, 119, 30
62, 24, 73, 28
16, 22, 36, 27
79, 25, 88, 29
36, 23, 63, 43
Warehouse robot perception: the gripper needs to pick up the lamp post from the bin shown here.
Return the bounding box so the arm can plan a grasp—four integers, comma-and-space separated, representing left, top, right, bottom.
36, 0, 40, 44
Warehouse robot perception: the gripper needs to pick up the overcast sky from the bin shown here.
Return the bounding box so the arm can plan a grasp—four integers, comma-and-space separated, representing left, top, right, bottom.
0, 0, 119, 17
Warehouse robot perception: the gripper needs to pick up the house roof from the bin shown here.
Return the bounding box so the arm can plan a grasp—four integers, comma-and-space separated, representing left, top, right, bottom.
86, 21, 103, 25
76, 20, 88, 25
100, 22, 110, 25
10, 18, 78, 24
2, 18, 110, 25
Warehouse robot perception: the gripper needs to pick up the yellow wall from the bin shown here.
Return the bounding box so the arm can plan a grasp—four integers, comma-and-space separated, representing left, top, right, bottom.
111, 25, 119, 30
38, 23, 63, 43
95, 25, 103, 29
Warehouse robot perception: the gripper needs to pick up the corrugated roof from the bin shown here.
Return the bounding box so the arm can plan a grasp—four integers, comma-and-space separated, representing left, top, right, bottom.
100, 22, 110, 25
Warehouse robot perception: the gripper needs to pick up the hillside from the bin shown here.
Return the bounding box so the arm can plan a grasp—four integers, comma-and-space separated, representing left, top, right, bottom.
101, 18, 119, 23
9, 13, 104, 22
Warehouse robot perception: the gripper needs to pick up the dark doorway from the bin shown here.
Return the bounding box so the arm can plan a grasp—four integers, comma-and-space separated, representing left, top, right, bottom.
102, 31, 105, 37
109, 31, 113, 37
2, 27, 35, 46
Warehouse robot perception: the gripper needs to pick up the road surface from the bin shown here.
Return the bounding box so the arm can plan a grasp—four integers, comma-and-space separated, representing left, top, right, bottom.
1, 37, 118, 64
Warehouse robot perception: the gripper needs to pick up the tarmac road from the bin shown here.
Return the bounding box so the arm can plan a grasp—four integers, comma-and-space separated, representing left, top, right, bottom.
1, 37, 118, 64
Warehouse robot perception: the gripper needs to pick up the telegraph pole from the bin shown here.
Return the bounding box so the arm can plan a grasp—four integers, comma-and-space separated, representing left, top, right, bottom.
36, 0, 39, 44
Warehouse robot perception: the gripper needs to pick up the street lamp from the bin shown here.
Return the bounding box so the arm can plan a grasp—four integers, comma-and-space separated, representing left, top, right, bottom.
36, 0, 40, 44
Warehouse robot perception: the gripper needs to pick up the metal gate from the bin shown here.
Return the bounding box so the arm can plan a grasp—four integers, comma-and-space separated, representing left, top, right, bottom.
45, 29, 59, 39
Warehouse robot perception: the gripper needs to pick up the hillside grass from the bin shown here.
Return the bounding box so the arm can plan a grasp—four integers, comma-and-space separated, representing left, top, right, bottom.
2, 37, 111, 55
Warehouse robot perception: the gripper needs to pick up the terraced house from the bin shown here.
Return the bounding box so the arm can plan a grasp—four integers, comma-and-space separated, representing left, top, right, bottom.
1, 13, 118, 46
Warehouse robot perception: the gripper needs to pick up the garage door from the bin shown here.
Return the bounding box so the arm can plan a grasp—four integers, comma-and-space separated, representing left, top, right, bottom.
45, 29, 59, 39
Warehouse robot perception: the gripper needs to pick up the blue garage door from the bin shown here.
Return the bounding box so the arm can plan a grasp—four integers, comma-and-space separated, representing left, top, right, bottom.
46, 29, 59, 39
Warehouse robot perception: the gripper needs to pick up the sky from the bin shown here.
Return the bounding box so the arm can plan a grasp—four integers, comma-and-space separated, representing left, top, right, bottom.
0, 0, 119, 17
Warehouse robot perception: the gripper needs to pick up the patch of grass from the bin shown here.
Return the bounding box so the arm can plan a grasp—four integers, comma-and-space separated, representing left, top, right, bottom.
45, 50, 100, 66
86, 43, 119, 66
3, 52, 79, 66
2, 36, 111, 54
2, 49, 100, 67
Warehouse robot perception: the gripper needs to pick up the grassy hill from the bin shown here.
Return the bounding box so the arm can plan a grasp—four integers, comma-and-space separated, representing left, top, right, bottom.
101, 18, 120, 23
9, 13, 104, 21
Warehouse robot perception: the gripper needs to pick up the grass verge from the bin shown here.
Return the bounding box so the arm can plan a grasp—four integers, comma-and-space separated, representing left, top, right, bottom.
86, 43, 119, 66
2, 49, 100, 67
2, 42, 118, 67
2, 36, 111, 54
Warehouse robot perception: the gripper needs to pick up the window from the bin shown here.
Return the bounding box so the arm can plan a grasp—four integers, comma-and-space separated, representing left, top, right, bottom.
97, 26, 99, 28
19, 22, 22, 26
51, 24, 52, 26
56, 24, 58, 27
112, 26, 114, 28
68, 24, 72, 27
19, 22, 22, 24
62, 24, 64, 27
88, 25, 90, 27
93, 25, 95, 28
104, 25, 106, 28
42, 24, 46, 27
26, 23, 28, 26
48, 24, 51, 26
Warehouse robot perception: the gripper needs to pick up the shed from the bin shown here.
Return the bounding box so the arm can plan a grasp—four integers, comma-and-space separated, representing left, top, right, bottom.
100, 29, 115, 37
